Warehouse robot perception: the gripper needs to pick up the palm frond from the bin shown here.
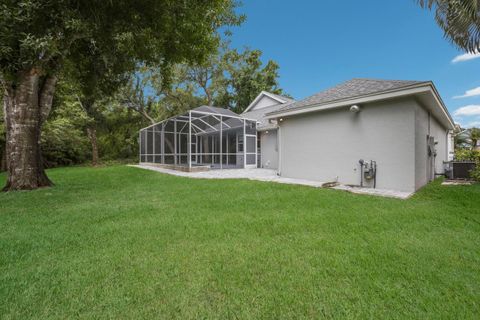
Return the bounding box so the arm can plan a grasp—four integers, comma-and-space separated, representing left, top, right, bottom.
416, 0, 480, 53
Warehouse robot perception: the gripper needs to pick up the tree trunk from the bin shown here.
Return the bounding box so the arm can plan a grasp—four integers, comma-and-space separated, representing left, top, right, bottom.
0, 147, 6, 172
2, 68, 57, 191
86, 125, 99, 166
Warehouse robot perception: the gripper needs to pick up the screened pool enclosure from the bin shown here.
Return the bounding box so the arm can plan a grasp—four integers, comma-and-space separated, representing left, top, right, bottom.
139, 106, 258, 170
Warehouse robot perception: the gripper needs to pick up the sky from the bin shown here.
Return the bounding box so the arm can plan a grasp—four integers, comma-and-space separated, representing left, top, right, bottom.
228, 0, 480, 128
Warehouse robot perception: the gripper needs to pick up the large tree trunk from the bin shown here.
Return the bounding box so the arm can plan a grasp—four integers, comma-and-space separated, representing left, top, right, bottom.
2, 68, 56, 191
86, 125, 99, 166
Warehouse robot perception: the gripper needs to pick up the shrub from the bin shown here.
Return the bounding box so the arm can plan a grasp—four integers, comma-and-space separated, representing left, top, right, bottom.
470, 161, 480, 182
454, 149, 480, 162
470, 167, 480, 181
41, 117, 91, 168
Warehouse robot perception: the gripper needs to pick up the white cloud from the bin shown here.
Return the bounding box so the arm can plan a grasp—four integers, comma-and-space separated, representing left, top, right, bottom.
453, 86, 480, 99
464, 120, 480, 128
453, 105, 480, 117
452, 52, 480, 63
455, 117, 480, 129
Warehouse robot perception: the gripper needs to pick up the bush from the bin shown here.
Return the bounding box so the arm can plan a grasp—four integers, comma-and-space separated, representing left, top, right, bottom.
41, 97, 91, 168
97, 106, 143, 161
454, 149, 480, 162
42, 117, 91, 168
470, 161, 480, 182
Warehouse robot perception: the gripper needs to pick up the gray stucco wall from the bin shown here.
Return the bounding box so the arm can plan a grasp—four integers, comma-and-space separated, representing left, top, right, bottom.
414, 103, 448, 190
279, 98, 418, 192
430, 112, 448, 174
415, 105, 429, 189
260, 130, 278, 169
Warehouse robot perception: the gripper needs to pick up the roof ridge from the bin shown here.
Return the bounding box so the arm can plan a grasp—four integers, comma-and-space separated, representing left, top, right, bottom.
349, 77, 425, 82
263, 91, 295, 101
267, 78, 430, 116
243, 100, 295, 115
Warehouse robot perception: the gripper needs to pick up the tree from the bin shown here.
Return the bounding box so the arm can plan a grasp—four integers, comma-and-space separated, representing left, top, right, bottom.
0, 99, 5, 172
97, 103, 144, 161
183, 46, 228, 107
41, 98, 91, 168
470, 127, 480, 150
416, 0, 480, 53
121, 75, 159, 125
453, 124, 469, 149
66, 40, 131, 166
0, 0, 242, 191
121, 67, 204, 125
215, 48, 286, 113
173, 45, 288, 113
453, 125, 480, 150
119, 45, 286, 129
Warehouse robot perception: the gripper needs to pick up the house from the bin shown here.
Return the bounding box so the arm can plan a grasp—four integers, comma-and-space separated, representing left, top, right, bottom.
246, 79, 454, 192
139, 78, 454, 193
242, 91, 295, 169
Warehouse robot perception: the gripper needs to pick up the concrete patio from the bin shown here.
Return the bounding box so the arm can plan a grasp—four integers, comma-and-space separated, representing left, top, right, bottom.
132, 164, 413, 199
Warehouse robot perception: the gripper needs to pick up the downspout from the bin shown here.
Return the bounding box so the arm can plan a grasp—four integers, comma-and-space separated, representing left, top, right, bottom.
188, 111, 191, 169
138, 130, 142, 163
359, 159, 364, 187
277, 120, 282, 176
174, 119, 177, 165
428, 112, 433, 181
220, 115, 223, 169
447, 129, 454, 161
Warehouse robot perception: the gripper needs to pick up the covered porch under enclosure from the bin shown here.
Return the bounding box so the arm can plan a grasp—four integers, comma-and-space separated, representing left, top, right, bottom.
139, 106, 258, 171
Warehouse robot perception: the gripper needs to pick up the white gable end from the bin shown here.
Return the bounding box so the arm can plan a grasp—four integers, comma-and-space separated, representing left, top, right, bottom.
244, 91, 289, 113
251, 95, 282, 111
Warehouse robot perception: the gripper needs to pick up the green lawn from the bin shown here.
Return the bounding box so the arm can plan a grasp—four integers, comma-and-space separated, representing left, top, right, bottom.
0, 166, 479, 319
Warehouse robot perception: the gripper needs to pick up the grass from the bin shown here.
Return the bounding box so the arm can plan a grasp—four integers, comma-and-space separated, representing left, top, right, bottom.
0, 166, 479, 319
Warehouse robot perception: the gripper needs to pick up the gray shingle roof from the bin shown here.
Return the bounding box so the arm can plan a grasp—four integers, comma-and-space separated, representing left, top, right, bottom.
269, 78, 428, 115
242, 100, 296, 130
267, 92, 295, 103
191, 105, 239, 117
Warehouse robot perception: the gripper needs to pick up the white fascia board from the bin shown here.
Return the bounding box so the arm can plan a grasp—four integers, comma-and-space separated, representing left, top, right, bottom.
243, 91, 287, 113
262, 91, 288, 104
266, 84, 455, 129
428, 84, 455, 129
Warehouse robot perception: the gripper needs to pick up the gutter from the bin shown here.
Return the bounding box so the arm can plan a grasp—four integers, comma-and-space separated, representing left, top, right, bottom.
266, 82, 455, 129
